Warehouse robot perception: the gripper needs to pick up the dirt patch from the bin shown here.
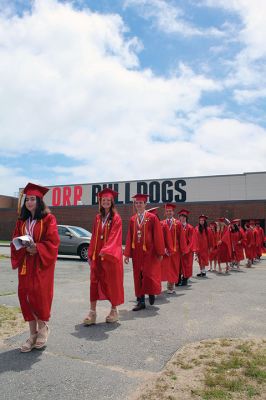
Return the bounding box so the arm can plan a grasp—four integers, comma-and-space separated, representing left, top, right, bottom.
0, 304, 26, 343
130, 338, 266, 400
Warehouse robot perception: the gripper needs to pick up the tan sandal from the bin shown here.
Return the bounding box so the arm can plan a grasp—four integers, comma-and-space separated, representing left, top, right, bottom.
35, 324, 49, 349
83, 310, 96, 326
20, 333, 37, 353
105, 309, 119, 323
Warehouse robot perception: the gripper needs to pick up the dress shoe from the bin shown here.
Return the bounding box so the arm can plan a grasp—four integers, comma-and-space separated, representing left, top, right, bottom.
132, 302, 146, 311
148, 295, 155, 305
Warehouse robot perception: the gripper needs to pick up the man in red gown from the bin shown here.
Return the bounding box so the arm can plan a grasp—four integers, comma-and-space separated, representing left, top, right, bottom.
124, 194, 165, 311
177, 209, 194, 286
161, 204, 184, 293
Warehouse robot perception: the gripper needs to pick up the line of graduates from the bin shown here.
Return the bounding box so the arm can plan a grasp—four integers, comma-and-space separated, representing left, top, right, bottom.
11, 183, 265, 353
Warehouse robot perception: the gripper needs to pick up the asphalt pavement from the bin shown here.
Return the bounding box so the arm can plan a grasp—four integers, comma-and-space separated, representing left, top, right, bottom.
1, 246, 266, 400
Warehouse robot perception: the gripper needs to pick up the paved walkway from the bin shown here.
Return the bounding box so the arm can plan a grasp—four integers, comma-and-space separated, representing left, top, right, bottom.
1, 248, 266, 400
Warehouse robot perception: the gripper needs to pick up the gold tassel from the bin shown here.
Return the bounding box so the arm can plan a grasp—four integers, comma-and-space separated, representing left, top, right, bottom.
20, 256, 27, 275
132, 217, 136, 249
174, 221, 176, 252
17, 189, 24, 216
143, 222, 146, 252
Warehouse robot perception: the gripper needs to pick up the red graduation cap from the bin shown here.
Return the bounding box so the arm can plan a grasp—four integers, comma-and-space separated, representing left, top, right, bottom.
217, 217, 226, 223
209, 221, 217, 227
199, 214, 208, 220
177, 209, 190, 216
165, 203, 176, 210
231, 218, 240, 224
147, 207, 159, 215
132, 194, 149, 202
98, 188, 118, 200
24, 182, 49, 199
249, 219, 255, 225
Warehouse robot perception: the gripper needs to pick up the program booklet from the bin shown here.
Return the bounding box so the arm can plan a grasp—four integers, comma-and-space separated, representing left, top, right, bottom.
12, 235, 33, 250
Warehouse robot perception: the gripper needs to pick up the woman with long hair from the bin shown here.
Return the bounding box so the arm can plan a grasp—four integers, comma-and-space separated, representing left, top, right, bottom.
11, 183, 60, 352
194, 215, 212, 277
229, 219, 245, 269
83, 188, 124, 325
208, 222, 218, 272
216, 218, 231, 273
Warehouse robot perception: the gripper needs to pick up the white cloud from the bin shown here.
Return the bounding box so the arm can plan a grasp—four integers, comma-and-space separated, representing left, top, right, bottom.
200, 0, 266, 103
124, 0, 225, 37
0, 0, 265, 196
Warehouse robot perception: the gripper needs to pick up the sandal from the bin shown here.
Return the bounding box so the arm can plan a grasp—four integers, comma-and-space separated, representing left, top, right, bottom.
83, 310, 96, 326
20, 333, 37, 353
105, 309, 118, 323
35, 324, 49, 349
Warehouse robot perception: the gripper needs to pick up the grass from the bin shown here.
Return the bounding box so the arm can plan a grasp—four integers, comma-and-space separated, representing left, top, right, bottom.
0, 254, 10, 259
134, 338, 266, 400
0, 304, 21, 327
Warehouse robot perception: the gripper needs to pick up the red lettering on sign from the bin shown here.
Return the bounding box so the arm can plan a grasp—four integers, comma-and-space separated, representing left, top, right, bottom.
74, 185, 83, 205
52, 187, 61, 206
63, 186, 71, 206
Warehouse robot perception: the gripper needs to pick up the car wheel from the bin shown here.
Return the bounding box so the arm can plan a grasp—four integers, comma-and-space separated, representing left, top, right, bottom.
78, 244, 88, 261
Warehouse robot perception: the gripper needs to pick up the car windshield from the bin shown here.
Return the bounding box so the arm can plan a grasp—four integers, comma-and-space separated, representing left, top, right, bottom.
69, 227, 92, 237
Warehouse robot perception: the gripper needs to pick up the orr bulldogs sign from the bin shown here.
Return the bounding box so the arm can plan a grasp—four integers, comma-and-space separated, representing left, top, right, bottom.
45, 179, 187, 207
21, 172, 266, 206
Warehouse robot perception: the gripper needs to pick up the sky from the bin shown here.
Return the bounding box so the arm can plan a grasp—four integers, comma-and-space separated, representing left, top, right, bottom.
0, 0, 266, 196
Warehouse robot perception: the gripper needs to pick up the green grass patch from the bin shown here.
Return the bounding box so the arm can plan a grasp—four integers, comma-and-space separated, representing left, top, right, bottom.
0, 304, 21, 327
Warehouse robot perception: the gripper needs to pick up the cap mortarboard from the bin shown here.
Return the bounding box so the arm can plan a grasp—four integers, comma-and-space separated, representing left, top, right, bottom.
24, 182, 49, 199
165, 203, 176, 210
98, 188, 118, 200
199, 214, 208, 220
177, 209, 190, 216
231, 218, 240, 224
147, 207, 159, 215
217, 217, 226, 223
132, 194, 149, 202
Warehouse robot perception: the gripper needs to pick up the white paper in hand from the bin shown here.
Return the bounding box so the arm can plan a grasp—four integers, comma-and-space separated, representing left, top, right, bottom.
12, 235, 33, 250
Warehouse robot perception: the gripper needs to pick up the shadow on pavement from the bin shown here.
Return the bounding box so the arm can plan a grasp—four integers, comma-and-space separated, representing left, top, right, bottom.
0, 347, 43, 373
72, 322, 120, 341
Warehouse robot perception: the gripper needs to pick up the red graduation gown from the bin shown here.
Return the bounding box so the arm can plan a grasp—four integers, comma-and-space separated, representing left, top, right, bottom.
194, 226, 212, 267
88, 213, 124, 307
161, 219, 183, 282
230, 230, 245, 262
216, 226, 231, 263
209, 229, 218, 261
11, 214, 60, 322
245, 228, 255, 259
180, 223, 194, 278
124, 211, 165, 297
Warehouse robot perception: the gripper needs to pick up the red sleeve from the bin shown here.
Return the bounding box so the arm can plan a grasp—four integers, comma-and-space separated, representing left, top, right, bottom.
100, 214, 122, 263
10, 220, 26, 270
88, 215, 99, 259
35, 214, 60, 270
192, 227, 199, 252
124, 217, 134, 258
152, 215, 165, 256
221, 228, 232, 257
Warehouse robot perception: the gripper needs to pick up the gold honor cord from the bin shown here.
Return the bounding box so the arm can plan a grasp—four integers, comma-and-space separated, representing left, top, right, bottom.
92, 218, 100, 261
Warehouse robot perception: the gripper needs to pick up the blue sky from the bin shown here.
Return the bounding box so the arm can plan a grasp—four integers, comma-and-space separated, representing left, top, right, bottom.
0, 0, 265, 195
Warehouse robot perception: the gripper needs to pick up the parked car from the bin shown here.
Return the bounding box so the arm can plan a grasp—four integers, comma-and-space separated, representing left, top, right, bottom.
57, 225, 92, 261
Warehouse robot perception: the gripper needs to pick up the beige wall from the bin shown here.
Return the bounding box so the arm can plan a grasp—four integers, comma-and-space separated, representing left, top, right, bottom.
0, 195, 18, 209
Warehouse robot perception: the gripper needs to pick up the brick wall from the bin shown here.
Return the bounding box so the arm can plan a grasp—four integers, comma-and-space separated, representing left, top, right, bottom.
1, 200, 265, 242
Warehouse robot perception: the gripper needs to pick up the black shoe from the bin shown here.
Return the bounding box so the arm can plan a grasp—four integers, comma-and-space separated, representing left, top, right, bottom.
132, 302, 146, 311
197, 272, 206, 277
180, 278, 188, 286
148, 295, 155, 305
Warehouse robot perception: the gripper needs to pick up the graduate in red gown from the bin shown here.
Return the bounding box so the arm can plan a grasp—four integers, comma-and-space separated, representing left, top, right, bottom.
11, 183, 60, 352
177, 209, 194, 286
216, 218, 231, 273
83, 188, 124, 325
209, 222, 218, 272
244, 222, 255, 267
194, 215, 212, 277
124, 194, 165, 311
255, 220, 265, 259
161, 204, 184, 293
229, 219, 245, 269
249, 220, 259, 262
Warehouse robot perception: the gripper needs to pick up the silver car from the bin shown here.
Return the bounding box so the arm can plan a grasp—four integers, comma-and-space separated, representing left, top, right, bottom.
57, 225, 92, 261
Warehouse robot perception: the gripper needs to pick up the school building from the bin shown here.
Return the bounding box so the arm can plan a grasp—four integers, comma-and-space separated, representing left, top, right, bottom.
0, 171, 265, 241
